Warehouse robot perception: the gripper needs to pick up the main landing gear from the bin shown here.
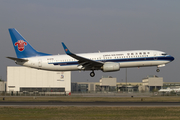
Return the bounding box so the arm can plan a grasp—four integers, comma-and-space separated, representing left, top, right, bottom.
90, 71, 95, 77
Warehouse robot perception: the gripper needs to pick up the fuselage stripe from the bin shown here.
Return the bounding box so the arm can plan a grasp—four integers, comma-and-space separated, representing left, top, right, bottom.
50, 56, 173, 66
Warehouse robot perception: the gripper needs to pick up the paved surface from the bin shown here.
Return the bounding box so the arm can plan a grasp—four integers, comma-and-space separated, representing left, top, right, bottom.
0, 102, 180, 107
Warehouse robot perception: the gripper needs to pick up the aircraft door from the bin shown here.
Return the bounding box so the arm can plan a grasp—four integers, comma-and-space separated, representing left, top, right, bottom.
154, 52, 158, 60
38, 59, 42, 67
102, 56, 106, 62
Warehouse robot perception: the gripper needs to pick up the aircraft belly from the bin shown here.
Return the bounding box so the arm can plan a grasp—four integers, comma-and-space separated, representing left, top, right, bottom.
42, 64, 78, 71
56, 65, 78, 71
150, 61, 169, 66
120, 60, 169, 68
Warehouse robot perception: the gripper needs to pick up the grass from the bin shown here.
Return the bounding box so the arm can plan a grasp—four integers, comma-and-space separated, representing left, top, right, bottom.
0, 96, 180, 120
0, 96, 180, 102
0, 106, 180, 120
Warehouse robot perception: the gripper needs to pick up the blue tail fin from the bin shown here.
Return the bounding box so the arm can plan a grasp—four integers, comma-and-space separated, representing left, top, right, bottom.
9, 28, 51, 58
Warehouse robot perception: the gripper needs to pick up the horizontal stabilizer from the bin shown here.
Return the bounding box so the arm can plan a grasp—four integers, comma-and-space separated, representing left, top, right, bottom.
7, 57, 28, 62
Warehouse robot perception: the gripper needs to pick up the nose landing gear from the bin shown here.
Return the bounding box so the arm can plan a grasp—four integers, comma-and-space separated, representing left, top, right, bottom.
156, 68, 160, 72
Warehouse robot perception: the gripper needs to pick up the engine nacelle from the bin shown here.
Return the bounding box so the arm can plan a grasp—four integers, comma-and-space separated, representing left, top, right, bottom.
102, 62, 120, 72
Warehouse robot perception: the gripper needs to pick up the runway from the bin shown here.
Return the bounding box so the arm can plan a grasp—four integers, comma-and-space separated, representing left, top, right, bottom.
0, 101, 180, 107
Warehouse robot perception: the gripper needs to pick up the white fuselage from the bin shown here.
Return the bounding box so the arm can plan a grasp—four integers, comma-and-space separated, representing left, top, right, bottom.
17, 50, 173, 72
159, 88, 180, 92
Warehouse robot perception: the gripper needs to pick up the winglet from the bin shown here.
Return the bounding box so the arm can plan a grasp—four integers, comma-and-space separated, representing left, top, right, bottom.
62, 42, 72, 55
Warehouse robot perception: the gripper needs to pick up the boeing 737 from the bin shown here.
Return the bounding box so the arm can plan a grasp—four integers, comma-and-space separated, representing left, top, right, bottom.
7, 28, 174, 77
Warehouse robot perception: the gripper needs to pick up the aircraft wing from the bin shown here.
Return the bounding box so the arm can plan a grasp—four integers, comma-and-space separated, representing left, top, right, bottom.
7, 57, 28, 62
62, 42, 103, 69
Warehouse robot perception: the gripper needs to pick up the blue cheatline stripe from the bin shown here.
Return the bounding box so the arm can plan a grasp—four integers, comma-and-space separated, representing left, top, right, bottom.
53, 61, 78, 66
49, 56, 174, 66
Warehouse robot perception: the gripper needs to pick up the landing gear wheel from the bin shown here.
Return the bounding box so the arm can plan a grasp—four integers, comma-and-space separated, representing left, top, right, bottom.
90, 72, 95, 77
156, 69, 160, 72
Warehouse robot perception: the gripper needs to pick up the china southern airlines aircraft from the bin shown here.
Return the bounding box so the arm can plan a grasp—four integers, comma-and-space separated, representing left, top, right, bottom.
7, 28, 174, 77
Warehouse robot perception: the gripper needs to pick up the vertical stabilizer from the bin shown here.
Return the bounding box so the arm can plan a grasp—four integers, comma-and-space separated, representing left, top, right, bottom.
9, 28, 51, 58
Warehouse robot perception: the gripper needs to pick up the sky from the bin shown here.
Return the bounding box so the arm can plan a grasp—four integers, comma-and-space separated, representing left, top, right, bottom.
0, 0, 179, 82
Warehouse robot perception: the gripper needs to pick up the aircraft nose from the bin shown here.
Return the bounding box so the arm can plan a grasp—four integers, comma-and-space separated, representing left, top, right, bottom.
170, 55, 175, 62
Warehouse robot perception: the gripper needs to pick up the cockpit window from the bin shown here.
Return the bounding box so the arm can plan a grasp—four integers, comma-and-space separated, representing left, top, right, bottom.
162, 53, 167, 56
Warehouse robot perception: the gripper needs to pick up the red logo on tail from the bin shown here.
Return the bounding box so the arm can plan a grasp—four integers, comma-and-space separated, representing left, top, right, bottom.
14, 40, 27, 51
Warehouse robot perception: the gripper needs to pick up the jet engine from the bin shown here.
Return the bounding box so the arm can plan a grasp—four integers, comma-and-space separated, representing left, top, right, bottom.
102, 62, 120, 72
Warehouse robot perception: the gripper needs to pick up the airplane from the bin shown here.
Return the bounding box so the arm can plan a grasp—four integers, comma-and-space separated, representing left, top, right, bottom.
159, 88, 180, 93
7, 28, 174, 77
